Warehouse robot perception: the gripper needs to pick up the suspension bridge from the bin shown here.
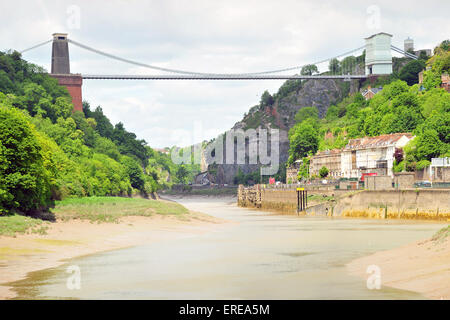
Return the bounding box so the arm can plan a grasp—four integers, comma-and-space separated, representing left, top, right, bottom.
19, 32, 417, 111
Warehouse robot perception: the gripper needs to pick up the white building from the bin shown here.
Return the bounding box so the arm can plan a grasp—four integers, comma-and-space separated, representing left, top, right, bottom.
341, 133, 414, 178
365, 32, 393, 75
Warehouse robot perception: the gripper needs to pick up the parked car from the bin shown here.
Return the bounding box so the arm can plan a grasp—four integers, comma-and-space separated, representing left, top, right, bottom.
414, 181, 432, 188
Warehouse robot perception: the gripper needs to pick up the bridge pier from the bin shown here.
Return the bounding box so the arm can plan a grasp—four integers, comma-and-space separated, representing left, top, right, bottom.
49, 33, 83, 112
50, 74, 83, 112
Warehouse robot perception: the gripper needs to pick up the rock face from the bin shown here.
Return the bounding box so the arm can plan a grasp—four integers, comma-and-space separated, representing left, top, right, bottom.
204, 78, 360, 184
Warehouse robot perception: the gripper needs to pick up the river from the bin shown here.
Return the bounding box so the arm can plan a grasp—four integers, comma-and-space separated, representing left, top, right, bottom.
10, 197, 444, 299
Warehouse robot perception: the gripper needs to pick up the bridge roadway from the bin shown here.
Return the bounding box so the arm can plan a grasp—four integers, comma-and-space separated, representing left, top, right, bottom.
81, 74, 368, 80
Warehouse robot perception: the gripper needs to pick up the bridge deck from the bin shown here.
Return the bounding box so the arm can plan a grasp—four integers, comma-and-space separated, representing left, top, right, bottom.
81, 74, 368, 80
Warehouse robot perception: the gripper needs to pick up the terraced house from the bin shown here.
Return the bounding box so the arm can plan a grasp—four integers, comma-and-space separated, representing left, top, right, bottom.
301, 133, 415, 181
340, 133, 414, 178
309, 149, 342, 178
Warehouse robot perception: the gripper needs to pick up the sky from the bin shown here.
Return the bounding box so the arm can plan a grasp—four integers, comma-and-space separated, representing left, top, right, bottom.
1, 0, 449, 148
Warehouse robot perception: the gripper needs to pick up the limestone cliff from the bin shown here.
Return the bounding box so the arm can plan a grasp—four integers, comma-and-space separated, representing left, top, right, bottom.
204, 78, 361, 184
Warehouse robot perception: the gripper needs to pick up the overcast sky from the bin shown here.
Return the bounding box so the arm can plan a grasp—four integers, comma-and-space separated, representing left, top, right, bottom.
1, 0, 449, 148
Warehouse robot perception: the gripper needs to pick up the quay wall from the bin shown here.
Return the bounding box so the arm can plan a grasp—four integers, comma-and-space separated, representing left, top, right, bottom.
237, 185, 450, 221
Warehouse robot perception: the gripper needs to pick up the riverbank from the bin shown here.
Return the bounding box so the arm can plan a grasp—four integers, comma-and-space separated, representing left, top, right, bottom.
347, 226, 450, 300
0, 197, 227, 300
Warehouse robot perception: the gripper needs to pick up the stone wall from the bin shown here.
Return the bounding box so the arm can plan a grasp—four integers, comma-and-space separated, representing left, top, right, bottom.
286, 167, 298, 184
415, 166, 450, 182
260, 189, 298, 213
333, 189, 450, 221
237, 184, 450, 221
237, 185, 261, 208
394, 172, 415, 189
364, 175, 392, 190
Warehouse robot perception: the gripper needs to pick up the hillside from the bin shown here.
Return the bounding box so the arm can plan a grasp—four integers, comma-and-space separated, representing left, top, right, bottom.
0, 50, 192, 215
202, 41, 449, 185
288, 40, 450, 180
204, 55, 364, 185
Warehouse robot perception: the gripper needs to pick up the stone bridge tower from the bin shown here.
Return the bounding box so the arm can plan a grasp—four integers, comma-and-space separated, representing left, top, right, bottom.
50, 33, 83, 112
365, 32, 393, 76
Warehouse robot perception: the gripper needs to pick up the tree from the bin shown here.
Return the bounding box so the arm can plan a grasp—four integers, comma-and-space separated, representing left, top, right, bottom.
294, 106, 319, 123
415, 129, 442, 161
394, 148, 404, 163
0, 106, 52, 213
319, 166, 329, 178
260, 90, 274, 107
288, 122, 319, 163
341, 56, 357, 74
121, 156, 145, 191
398, 60, 425, 86
329, 58, 341, 74
301, 64, 318, 76
176, 165, 188, 184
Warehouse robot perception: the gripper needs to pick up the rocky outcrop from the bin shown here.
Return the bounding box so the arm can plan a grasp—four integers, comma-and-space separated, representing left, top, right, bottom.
203, 78, 360, 184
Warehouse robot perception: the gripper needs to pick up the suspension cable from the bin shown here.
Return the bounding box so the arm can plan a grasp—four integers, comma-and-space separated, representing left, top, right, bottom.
68, 38, 365, 76
18, 37, 366, 76
391, 45, 418, 60
20, 39, 52, 54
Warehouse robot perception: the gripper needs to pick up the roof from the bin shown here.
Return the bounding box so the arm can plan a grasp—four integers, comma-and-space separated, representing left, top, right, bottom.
311, 149, 342, 159
362, 86, 383, 97
365, 32, 393, 40
344, 133, 413, 150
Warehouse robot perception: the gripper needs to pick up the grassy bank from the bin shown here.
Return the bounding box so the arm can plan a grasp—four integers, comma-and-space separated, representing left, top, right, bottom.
0, 215, 49, 237
0, 197, 190, 236
432, 225, 450, 243
52, 197, 189, 223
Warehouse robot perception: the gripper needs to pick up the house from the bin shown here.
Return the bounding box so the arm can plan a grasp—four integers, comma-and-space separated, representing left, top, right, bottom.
361, 86, 383, 100
418, 71, 450, 93
341, 133, 414, 179
309, 149, 342, 178
416, 157, 450, 182
154, 148, 169, 155
286, 159, 302, 184
441, 73, 450, 92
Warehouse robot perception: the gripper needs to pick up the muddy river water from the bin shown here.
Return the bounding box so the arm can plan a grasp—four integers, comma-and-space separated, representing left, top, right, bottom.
10, 197, 445, 299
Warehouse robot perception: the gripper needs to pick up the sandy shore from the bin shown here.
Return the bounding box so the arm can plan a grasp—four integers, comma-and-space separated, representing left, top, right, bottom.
347, 236, 450, 300
0, 211, 228, 300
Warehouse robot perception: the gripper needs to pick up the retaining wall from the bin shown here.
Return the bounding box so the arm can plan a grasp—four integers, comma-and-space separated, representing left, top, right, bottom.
237, 184, 450, 221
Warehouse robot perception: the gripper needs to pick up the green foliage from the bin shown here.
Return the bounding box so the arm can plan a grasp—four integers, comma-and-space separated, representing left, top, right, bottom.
329, 58, 341, 74
341, 56, 356, 74
260, 90, 274, 107
297, 157, 310, 180
393, 160, 405, 173
233, 168, 261, 185
52, 196, 189, 223
0, 214, 47, 236
301, 64, 318, 76
275, 79, 303, 100
398, 60, 425, 86
288, 121, 319, 164
319, 166, 329, 178
294, 106, 319, 123
0, 106, 53, 214
0, 50, 187, 214
290, 46, 450, 174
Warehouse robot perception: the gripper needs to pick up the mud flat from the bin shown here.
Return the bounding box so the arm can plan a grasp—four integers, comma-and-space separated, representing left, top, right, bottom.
0, 210, 226, 299
347, 230, 450, 300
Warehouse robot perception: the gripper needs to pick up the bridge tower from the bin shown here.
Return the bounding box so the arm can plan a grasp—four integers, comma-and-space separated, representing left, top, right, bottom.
50, 33, 83, 112
364, 32, 393, 76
